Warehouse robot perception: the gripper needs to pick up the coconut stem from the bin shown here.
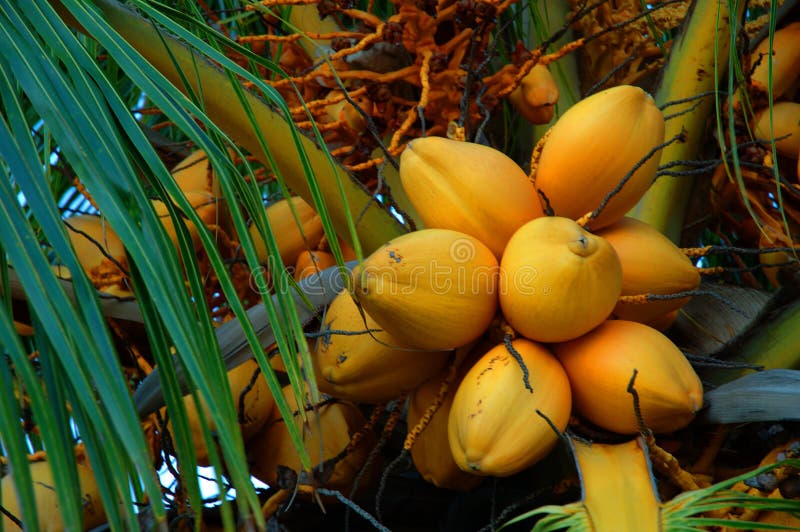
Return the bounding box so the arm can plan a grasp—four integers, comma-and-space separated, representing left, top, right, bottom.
572, 436, 662, 531
629, 1, 746, 242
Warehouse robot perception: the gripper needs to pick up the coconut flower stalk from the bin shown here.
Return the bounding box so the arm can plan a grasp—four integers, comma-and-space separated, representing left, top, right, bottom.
502, 434, 800, 532
630, 1, 745, 243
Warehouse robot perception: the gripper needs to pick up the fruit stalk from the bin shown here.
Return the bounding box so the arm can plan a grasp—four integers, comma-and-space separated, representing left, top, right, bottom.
55, 0, 406, 255
573, 437, 662, 532
630, 1, 745, 243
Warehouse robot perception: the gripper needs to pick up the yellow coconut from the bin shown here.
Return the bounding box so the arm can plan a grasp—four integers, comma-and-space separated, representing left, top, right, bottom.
170, 149, 217, 195
353, 228, 499, 350
249, 196, 324, 268
400, 137, 543, 257
1, 455, 106, 530
597, 217, 700, 323
753, 101, 800, 158
533, 85, 665, 230
62, 215, 132, 296
63, 215, 126, 275
448, 339, 571, 476
152, 190, 219, 251
312, 291, 450, 403
508, 64, 559, 125
159, 358, 274, 467
247, 385, 377, 493
499, 216, 622, 343
406, 356, 483, 490
553, 320, 703, 435
750, 22, 800, 100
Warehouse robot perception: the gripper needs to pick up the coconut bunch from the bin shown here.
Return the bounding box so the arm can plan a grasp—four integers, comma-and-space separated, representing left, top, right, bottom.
731, 22, 800, 284
306, 84, 708, 484
148, 347, 380, 499
57, 150, 224, 298
136, 164, 370, 499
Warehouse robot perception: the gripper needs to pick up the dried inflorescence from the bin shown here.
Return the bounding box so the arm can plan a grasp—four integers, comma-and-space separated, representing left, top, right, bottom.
230, 0, 602, 183
567, 0, 689, 92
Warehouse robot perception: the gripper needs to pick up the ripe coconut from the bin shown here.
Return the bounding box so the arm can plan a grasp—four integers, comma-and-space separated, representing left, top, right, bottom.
533, 85, 665, 230
553, 320, 703, 434
352, 228, 499, 350
500, 216, 622, 343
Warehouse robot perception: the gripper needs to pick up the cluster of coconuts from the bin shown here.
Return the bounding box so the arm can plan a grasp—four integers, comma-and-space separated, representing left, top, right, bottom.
57, 148, 353, 295
144, 192, 371, 499
56, 149, 221, 297
41, 147, 373, 507
12, 88, 712, 520
738, 22, 800, 280
11, 153, 369, 525
313, 84, 707, 486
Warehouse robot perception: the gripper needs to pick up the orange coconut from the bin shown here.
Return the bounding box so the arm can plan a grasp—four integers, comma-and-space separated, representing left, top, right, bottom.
597, 217, 700, 323
294, 249, 336, 281
249, 196, 324, 268
533, 85, 665, 230
553, 320, 703, 434
508, 64, 559, 125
